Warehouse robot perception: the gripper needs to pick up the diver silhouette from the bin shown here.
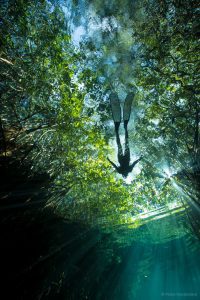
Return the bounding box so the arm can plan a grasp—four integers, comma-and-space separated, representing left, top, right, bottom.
107, 92, 142, 178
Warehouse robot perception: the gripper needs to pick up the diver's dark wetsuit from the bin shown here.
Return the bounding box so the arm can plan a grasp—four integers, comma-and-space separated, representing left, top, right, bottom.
107, 92, 142, 178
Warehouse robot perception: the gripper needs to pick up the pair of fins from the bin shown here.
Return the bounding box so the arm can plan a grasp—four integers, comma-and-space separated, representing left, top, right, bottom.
110, 92, 135, 123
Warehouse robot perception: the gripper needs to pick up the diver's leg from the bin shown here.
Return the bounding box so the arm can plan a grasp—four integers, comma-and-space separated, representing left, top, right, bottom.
124, 125, 130, 163
114, 121, 120, 133
115, 123, 123, 164
124, 120, 129, 131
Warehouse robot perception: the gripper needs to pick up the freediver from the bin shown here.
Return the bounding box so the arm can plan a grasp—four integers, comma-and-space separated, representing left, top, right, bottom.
107, 92, 142, 178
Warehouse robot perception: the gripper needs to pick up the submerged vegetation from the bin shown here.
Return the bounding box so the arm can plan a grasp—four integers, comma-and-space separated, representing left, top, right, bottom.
1, 0, 199, 227
0, 0, 199, 298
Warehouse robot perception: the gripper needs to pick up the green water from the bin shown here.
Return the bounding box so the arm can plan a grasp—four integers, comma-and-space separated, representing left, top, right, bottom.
0, 159, 200, 300
104, 234, 200, 300
92, 211, 200, 300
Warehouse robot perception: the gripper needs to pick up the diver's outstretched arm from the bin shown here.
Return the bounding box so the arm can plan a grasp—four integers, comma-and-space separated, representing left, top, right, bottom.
130, 156, 143, 171
107, 157, 119, 172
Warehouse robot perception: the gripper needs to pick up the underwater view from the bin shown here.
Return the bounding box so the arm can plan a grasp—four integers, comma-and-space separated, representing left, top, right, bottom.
0, 0, 200, 299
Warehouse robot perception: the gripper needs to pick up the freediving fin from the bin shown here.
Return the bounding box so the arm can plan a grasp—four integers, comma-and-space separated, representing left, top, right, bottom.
110, 92, 121, 123
123, 92, 135, 121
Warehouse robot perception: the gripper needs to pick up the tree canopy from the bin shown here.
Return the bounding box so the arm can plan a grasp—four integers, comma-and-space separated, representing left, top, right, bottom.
0, 0, 199, 234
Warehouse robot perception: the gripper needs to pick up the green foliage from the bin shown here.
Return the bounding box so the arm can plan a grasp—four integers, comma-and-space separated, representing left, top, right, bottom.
0, 0, 135, 227
0, 0, 199, 230
130, 0, 199, 201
